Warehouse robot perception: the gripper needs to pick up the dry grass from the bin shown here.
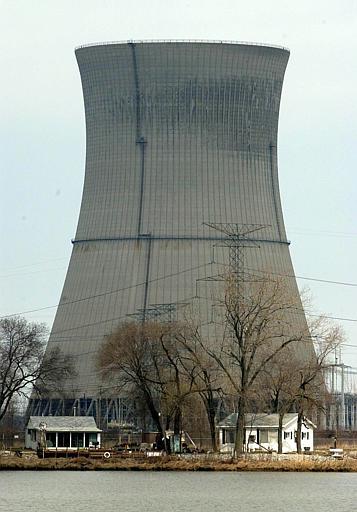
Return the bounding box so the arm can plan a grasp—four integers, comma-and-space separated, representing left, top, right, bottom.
1, 454, 357, 472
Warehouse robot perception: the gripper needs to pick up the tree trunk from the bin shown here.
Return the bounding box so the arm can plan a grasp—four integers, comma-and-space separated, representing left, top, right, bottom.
296, 410, 303, 454
142, 388, 164, 439
202, 392, 217, 452
173, 408, 181, 436
234, 396, 246, 457
278, 412, 284, 454
208, 410, 217, 452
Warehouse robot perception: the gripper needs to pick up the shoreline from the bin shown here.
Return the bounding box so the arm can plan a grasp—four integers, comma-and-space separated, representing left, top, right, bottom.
1, 455, 357, 472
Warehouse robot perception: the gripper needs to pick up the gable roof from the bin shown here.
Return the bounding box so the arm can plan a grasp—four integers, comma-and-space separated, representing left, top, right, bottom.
27, 416, 101, 432
217, 413, 315, 429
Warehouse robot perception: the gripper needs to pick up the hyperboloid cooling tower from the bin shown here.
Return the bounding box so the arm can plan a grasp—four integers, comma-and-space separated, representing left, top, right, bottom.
29, 41, 311, 422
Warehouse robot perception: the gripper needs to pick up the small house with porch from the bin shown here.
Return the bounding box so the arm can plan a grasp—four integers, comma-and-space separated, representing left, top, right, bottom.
25, 416, 102, 451
217, 413, 315, 453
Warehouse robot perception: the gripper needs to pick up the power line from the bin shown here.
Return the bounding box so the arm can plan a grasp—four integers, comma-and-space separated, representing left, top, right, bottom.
46, 307, 357, 339
0, 262, 213, 318
296, 276, 356, 287
233, 264, 357, 287
0, 256, 68, 273
289, 229, 357, 239
305, 313, 357, 323
0, 266, 67, 279
2, 261, 356, 321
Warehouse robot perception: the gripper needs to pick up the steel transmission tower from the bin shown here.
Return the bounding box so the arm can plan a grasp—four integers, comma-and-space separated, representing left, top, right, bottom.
203, 222, 266, 278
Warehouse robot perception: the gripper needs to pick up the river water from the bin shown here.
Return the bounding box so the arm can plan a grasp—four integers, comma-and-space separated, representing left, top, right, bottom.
0, 471, 356, 512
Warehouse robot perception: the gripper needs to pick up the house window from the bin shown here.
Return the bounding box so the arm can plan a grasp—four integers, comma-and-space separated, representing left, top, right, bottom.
29, 429, 36, 441
248, 435, 256, 443
302, 432, 310, 440
225, 430, 234, 444
58, 432, 70, 447
284, 432, 289, 439
72, 432, 84, 448
86, 433, 98, 447
259, 430, 268, 443
222, 429, 235, 444
46, 432, 57, 447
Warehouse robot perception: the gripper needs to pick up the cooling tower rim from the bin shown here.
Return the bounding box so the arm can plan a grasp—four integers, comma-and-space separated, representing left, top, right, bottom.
75, 39, 289, 53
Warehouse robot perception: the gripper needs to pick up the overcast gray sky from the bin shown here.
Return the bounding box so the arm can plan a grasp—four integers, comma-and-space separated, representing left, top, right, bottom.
1, 0, 356, 373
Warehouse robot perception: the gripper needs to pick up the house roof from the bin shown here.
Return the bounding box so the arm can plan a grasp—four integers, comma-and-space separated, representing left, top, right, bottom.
27, 416, 102, 432
217, 413, 315, 429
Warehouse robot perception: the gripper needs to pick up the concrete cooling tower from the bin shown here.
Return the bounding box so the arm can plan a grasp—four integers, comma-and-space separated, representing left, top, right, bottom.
28, 41, 311, 423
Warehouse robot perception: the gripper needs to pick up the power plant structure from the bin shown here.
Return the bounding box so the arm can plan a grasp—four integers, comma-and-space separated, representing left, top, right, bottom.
28, 41, 312, 425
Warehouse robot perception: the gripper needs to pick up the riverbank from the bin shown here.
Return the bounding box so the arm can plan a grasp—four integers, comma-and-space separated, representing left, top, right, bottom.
1, 453, 357, 472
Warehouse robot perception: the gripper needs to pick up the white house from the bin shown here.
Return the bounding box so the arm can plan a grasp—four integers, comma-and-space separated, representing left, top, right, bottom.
217, 413, 316, 454
25, 416, 102, 451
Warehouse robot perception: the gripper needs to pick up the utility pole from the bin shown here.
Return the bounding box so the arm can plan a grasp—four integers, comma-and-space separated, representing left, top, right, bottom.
341, 363, 345, 430
330, 361, 350, 431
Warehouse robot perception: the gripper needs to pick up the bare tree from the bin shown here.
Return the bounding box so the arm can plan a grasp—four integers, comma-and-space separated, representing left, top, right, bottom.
98, 321, 164, 437
99, 318, 225, 452
173, 322, 223, 451
0, 316, 73, 423
259, 349, 302, 453
292, 316, 344, 453
260, 312, 344, 453
98, 320, 197, 447
157, 327, 197, 438
200, 273, 311, 456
